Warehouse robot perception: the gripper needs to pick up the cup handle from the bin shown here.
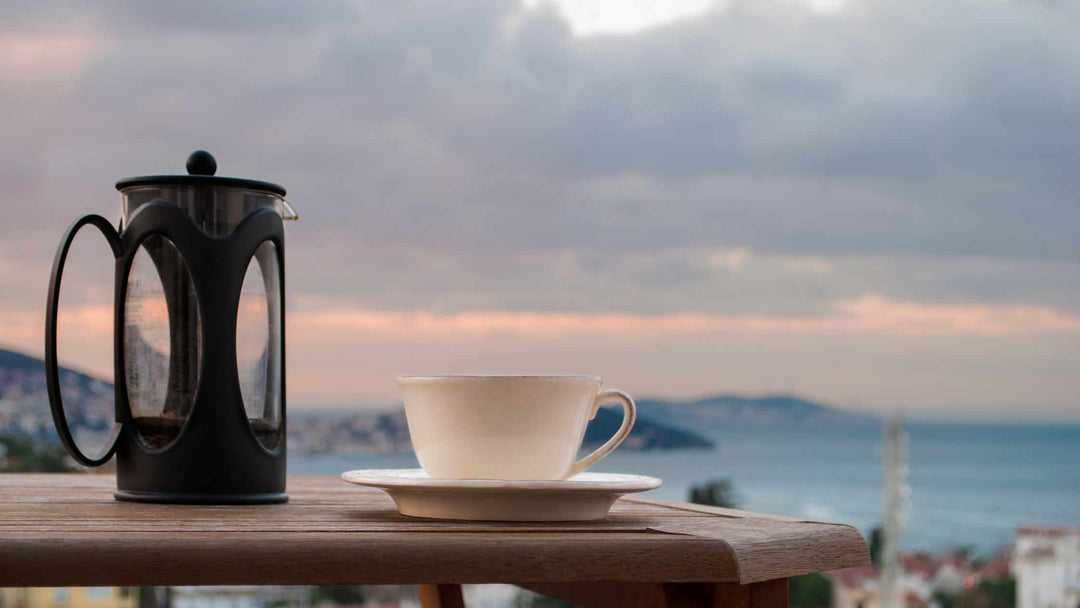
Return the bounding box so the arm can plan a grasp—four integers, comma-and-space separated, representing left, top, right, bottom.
564, 389, 637, 479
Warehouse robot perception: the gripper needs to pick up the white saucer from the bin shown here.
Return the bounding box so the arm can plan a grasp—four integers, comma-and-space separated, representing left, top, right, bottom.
341, 469, 662, 521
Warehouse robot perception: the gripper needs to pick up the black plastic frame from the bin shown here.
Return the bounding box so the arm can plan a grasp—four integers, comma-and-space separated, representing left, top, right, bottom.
46, 202, 287, 504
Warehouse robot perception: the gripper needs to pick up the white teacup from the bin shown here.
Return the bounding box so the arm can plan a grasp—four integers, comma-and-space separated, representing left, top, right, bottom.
396, 375, 636, 480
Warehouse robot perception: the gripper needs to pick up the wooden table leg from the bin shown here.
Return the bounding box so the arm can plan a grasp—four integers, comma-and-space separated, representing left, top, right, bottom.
741, 579, 788, 608
417, 584, 465, 608
663, 583, 711, 608
518, 579, 788, 608
702, 579, 788, 608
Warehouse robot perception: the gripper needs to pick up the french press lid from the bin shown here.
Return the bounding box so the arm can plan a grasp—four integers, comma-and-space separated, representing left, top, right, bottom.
115, 150, 286, 196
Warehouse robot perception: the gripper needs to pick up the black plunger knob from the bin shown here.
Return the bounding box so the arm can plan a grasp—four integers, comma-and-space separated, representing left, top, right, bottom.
186, 150, 217, 176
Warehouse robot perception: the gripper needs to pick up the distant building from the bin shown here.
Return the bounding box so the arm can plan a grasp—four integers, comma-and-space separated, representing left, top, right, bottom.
0, 588, 136, 608
831, 563, 931, 608
832, 565, 883, 608
171, 586, 322, 608
1015, 526, 1080, 608
831, 553, 991, 608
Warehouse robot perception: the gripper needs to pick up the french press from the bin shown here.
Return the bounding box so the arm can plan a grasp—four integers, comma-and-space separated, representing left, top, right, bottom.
46, 151, 296, 503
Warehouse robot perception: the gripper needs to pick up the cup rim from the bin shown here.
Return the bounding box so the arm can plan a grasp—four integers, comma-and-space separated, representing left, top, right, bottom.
396, 374, 602, 383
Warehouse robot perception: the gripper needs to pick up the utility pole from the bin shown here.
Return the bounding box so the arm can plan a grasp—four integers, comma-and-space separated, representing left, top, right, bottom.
881, 415, 909, 608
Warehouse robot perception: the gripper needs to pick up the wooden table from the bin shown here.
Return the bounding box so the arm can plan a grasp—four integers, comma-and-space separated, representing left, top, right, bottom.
0, 474, 869, 608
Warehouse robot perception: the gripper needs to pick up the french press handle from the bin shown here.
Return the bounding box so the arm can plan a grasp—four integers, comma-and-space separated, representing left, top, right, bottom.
45, 214, 123, 467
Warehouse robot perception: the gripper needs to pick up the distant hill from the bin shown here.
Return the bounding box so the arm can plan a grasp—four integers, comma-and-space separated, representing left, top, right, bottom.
636, 394, 878, 428
288, 405, 714, 455
0, 349, 46, 372
0, 348, 714, 452
0, 348, 113, 440
584, 406, 713, 450
3, 346, 876, 455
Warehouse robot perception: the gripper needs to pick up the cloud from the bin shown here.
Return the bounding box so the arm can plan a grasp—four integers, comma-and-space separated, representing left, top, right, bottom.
2, 0, 1079, 414
7, 294, 1077, 416
291, 294, 1080, 337
708, 247, 751, 270
523, 0, 718, 36
0, 34, 103, 92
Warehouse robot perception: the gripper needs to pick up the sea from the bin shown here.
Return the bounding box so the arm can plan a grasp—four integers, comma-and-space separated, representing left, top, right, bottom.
289, 421, 1080, 554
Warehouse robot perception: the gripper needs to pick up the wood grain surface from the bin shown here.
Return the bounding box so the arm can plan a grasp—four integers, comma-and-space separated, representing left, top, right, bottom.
0, 474, 868, 587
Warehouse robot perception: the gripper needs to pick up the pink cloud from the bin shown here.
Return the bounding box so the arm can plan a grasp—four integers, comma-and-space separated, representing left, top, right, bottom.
2, 295, 1077, 413
1, 306, 113, 379
5, 295, 1074, 364
290, 294, 1080, 338
281, 297, 1080, 412
0, 34, 103, 92
834, 295, 1080, 336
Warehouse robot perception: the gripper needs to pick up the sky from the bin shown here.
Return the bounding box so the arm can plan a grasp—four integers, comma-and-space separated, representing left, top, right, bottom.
1, 0, 1078, 419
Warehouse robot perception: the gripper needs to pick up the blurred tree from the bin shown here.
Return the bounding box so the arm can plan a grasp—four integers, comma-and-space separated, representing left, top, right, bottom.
310, 585, 365, 605
789, 573, 832, 608
138, 586, 171, 608
954, 578, 1015, 608
0, 435, 70, 472
868, 525, 883, 566
688, 478, 739, 509
933, 590, 956, 608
